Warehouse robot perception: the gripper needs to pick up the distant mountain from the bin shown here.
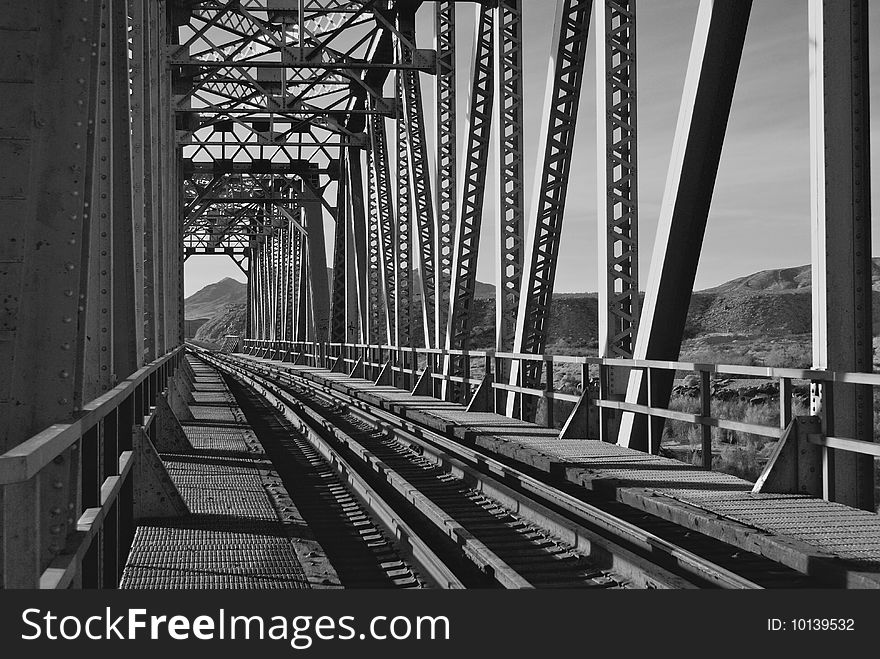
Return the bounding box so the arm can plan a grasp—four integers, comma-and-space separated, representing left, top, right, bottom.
185, 277, 247, 320
700, 258, 880, 294
194, 304, 247, 345
188, 259, 880, 360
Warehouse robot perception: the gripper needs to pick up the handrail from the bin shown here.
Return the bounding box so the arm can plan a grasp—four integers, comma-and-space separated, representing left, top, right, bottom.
1, 344, 184, 589
0, 346, 184, 485
239, 339, 880, 466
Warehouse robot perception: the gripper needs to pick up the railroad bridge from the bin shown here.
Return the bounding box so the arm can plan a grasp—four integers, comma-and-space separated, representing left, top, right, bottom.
2, 0, 880, 589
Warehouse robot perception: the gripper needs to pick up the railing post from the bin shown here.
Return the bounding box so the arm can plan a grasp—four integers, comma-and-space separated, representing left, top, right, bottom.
699, 369, 712, 469
544, 360, 554, 428
780, 377, 793, 429
646, 367, 655, 454
598, 363, 609, 442
820, 381, 836, 501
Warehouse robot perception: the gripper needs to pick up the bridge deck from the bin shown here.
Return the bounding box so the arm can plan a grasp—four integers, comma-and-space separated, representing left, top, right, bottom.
250, 357, 880, 588
120, 356, 337, 589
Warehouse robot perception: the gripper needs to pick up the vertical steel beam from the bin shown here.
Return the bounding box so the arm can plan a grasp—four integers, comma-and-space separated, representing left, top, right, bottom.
617, 0, 751, 451
112, 0, 138, 381
366, 135, 387, 345
154, 0, 168, 356
246, 242, 254, 339
347, 147, 370, 343
142, 0, 159, 361
493, 0, 525, 357
331, 170, 347, 343
598, 0, 639, 361
444, 5, 494, 396
0, 0, 102, 587
597, 0, 639, 438
395, 69, 413, 349
303, 188, 330, 343
369, 111, 396, 344
398, 6, 436, 349
129, 0, 147, 368
510, 0, 593, 417
83, 2, 115, 401
809, 0, 874, 510
435, 0, 456, 350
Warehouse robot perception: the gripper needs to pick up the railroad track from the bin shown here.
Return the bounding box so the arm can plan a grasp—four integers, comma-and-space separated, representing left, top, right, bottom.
196, 349, 821, 589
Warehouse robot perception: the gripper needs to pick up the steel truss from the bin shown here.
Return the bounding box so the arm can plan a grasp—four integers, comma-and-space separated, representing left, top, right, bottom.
509, 0, 593, 417
444, 4, 494, 395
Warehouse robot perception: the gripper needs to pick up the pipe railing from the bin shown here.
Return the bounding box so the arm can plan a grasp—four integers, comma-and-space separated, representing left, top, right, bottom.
238, 339, 880, 476
0, 346, 185, 589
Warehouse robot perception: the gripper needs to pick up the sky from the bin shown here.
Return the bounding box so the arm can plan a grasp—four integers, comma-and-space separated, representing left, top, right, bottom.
184, 0, 880, 296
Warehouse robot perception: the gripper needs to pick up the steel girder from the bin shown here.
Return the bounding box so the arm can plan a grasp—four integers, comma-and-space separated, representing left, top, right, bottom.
366, 144, 386, 345
331, 166, 348, 342
443, 4, 494, 394
397, 4, 437, 349
808, 0, 874, 511
346, 145, 370, 343
509, 0, 593, 417
394, 66, 414, 349
598, 0, 639, 363
434, 1, 456, 350
368, 110, 397, 345
616, 0, 752, 452
0, 0, 172, 585
493, 0, 525, 356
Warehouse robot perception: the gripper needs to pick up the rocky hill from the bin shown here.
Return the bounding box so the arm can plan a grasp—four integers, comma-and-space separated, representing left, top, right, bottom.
184, 277, 246, 321
193, 303, 247, 345
702, 258, 880, 295
188, 260, 880, 366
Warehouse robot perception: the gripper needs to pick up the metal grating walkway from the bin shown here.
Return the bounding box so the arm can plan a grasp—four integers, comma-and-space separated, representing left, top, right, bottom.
245, 356, 880, 588
120, 356, 337, 589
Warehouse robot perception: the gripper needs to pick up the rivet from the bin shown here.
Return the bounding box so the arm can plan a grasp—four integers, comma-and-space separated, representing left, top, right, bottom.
58, 398, 69, 405
50, 507, 62, 516
62, 316, 73, 323
49, 525, 61, 535
59, 370, 69, 379
61, 343, 71, 351
52, 481, 64, 490
64, 262, 76, 271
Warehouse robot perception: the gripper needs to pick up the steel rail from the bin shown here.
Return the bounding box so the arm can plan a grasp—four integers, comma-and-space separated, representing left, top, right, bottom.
205, 349, 763, 589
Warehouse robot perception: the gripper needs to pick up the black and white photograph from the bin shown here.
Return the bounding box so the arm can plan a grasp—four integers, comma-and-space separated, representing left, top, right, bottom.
1, 0, 878, 653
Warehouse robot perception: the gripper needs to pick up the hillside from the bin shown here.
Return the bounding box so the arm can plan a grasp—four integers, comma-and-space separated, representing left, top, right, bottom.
193, 303, 247, 345
188, 260, 880, 367
184, 277, 246, 320
702, 257, 880, 294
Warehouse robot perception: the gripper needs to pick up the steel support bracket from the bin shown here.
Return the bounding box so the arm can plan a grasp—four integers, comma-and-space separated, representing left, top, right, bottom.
133, 426, 190, 520
752, 416, 822, 496
166, 377, 194, 421
375, 360, 394, 386
349, 357, 365, 379
412, 366, 433, 397
152, 395, 194, 453
466, 374, 494, 413
560, 388, 599, 440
